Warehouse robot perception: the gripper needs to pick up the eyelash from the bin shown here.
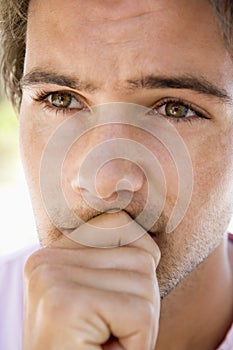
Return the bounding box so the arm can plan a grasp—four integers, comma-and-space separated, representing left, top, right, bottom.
32, 89, 88, 116
152, 97, 210, 123
32, 89, 210, 123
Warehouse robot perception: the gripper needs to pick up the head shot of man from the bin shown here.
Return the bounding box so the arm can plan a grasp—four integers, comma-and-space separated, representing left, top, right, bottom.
0, 0, 233, 349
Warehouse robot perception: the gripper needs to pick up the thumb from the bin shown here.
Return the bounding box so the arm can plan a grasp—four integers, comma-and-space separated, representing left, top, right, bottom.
50, 211, 161, 268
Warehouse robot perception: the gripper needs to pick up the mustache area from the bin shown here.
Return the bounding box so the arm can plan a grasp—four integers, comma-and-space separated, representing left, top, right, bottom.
49, 194, 169, 238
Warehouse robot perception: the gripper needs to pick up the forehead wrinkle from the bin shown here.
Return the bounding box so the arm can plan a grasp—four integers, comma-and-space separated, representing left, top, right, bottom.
40, 0, 160, 24
28, 1, 158, 49
82, 9, 155, 23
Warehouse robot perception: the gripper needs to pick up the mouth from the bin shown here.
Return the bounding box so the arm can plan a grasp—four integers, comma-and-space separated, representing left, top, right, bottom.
60, 225, 158, 243
59, 209, 159, 244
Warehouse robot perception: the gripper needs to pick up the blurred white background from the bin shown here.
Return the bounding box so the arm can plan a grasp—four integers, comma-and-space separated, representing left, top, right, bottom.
0, 94, 233, 255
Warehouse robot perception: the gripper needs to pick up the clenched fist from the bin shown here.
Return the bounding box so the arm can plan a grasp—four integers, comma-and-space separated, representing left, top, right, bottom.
23, 212, 161, 350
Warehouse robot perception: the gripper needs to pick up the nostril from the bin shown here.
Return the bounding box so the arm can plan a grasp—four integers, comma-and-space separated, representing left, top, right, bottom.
73, 185, 118, 202
95, 161, 144, 198
102, 192, 118, 202
71, 159, 145, 200
96, 178, 134, 199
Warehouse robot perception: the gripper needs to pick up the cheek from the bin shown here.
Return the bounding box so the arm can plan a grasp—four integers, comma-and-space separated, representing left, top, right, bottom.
19, 109, 40, 188
19, 102, 70, 240
188, 124, 233, 211
19, 101, 63, 194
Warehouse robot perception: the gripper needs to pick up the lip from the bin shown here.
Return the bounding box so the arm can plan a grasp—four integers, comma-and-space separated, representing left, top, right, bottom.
105, 208, 122, 214
61, 226, 158, 243
60, 210, 158, 243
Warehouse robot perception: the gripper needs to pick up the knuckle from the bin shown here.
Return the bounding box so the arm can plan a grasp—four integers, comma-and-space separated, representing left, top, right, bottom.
26, 263, 55, 296
24, 248, 48, 278
137, 250, 156, 277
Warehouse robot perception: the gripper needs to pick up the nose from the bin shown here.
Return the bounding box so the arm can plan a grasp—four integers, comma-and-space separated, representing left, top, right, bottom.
79, 158, 144, 200
71, 123, 145, 201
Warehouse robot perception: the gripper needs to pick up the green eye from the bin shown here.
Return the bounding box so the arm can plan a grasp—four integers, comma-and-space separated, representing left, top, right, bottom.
165, 101, 189, 118
33, 89, 89, 115
48, 92, 72, 108
155, 99, 207, 121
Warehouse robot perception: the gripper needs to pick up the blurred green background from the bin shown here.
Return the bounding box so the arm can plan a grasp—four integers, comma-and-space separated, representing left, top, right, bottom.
0, 87, 38, 255
0, 95, 19, 184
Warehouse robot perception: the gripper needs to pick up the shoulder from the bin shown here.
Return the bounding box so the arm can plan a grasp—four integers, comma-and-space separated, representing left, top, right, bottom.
217, 324, 233, 350
0, 243, 41, 277
0, 242, 41, 296
0, 242, 41, 293
0, 243, 41, 261
0, 243, 41, 350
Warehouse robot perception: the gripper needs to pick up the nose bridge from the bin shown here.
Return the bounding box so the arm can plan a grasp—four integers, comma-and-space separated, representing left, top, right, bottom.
75, 123, 145, 199
88, 122, 131, 146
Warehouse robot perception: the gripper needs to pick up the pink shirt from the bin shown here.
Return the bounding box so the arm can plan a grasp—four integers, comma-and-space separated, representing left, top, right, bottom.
0, 237, 232, 350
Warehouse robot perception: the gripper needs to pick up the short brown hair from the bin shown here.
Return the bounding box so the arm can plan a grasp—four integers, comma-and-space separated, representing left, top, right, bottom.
0, 0, 233, 111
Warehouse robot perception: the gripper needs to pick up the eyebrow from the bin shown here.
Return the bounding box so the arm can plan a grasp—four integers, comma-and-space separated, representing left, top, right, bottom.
20, 69, 231, 103
127, 75, 231, 102
20, 69, 99, 94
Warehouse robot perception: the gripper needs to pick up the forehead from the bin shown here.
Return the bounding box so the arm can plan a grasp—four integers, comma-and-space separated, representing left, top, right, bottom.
25, 0, 231, 89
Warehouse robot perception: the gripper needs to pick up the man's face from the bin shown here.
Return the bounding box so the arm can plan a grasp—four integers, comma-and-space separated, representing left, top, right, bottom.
20, 0, 233, 298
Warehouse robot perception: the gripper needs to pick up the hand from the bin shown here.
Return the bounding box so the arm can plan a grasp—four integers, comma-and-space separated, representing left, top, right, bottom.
23, 211, 161, 350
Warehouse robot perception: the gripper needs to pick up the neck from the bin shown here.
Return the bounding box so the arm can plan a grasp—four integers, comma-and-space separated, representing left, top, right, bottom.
156, 235, 233, 350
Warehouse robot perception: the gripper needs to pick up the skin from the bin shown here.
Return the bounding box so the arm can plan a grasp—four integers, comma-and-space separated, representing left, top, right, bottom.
20, 0, 233, 349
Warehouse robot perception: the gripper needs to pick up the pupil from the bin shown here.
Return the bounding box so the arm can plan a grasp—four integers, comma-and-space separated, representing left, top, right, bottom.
59, 96, 65, 104
52, 93, 71, 107
166, 102, 188, 118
